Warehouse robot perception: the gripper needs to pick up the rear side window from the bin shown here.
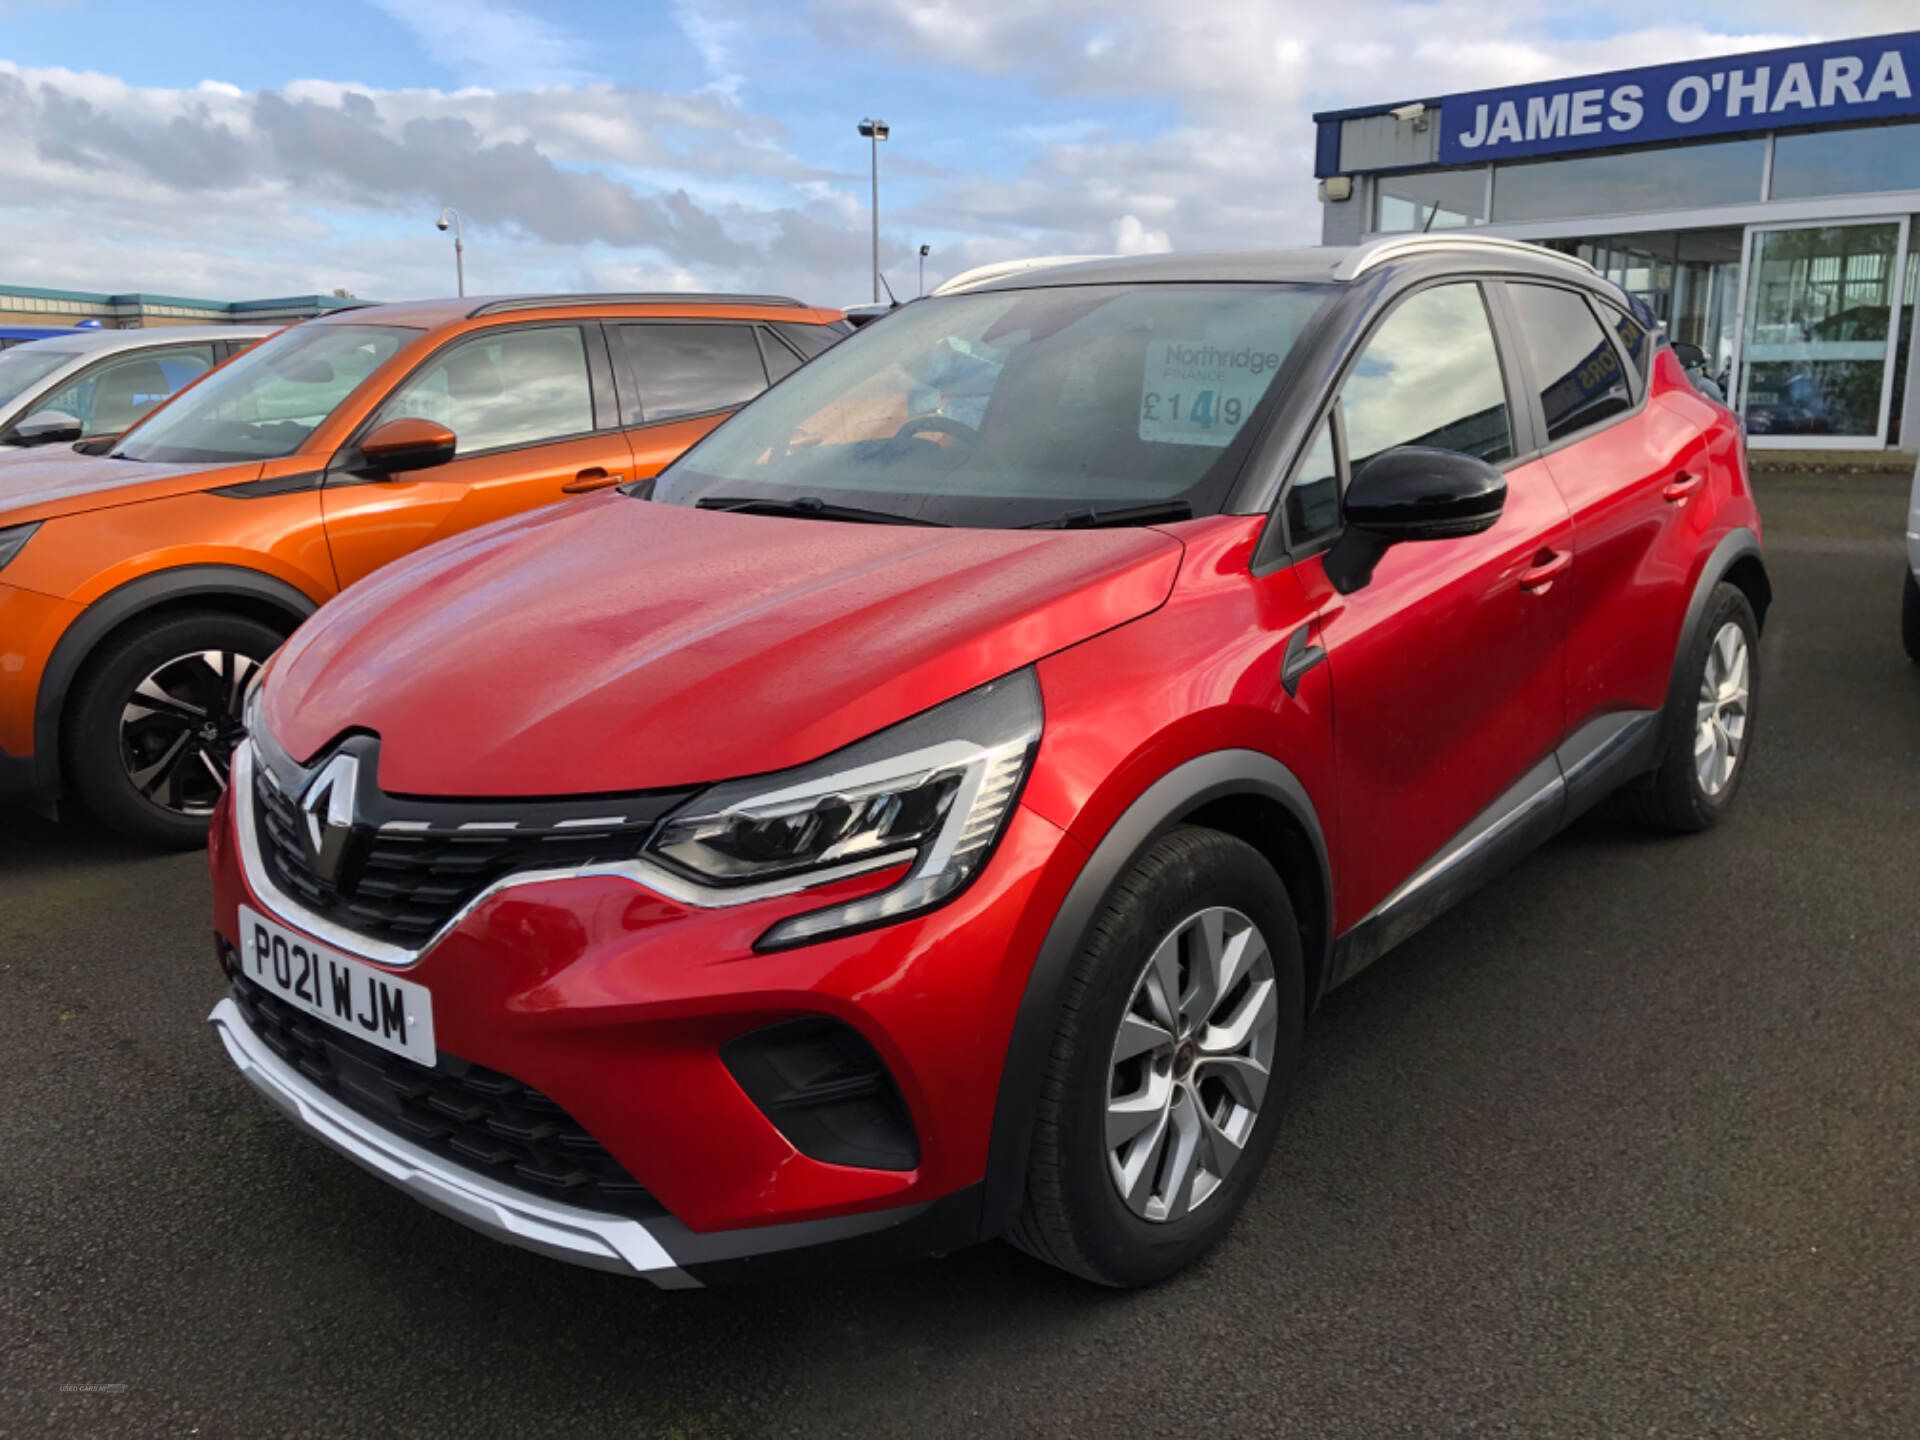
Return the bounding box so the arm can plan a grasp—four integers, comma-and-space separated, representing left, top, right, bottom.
1340, 282, 1513, 470
1507, 284, 1634, 442
774, 321, 844, 358
758, 327, 801, 384
615, 323, 767, 425
1599, 302, 1650, 385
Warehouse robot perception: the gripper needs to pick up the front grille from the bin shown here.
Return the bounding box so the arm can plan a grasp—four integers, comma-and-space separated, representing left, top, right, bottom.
248, 732, 698, 951
229, 970, 665, 1220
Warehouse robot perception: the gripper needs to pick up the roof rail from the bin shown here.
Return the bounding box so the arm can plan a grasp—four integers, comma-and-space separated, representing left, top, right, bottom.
1334, 234, 1599, 282
466, 292, 807, 318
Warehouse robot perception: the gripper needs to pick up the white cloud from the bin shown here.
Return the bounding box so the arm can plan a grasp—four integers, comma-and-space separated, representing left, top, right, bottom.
1111, 214, 1170, 255
0, 1, 1909, 307
368, 0, 597, 88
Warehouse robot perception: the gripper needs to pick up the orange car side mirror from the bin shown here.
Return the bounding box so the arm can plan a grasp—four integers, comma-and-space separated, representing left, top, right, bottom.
360, 417, 457, 472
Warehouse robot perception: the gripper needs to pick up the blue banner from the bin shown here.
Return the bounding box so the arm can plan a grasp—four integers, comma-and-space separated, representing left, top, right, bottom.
1438, 31, 1920, 166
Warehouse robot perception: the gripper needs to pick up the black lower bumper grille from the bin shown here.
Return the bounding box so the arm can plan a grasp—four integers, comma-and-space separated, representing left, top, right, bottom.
228, 968, 663, 1220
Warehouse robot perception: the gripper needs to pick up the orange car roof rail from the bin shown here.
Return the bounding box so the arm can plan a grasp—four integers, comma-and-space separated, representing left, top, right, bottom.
466, 293, 809, 317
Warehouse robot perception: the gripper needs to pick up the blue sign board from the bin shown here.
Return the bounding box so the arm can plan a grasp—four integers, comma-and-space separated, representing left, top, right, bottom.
1436, 31, 1920, 166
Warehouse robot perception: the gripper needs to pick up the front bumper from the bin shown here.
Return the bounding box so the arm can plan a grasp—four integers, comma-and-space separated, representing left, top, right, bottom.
210, 995, 697, 1285
207, 766, 1085, 1275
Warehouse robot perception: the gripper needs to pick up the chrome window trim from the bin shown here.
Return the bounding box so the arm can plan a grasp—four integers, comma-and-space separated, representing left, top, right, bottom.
231, 741, 905, 968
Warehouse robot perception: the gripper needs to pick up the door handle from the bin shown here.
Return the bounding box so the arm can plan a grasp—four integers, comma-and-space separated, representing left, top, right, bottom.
1662, 471, 1703, 502
1518, 550, 1572, 593
562, 467, 622, 494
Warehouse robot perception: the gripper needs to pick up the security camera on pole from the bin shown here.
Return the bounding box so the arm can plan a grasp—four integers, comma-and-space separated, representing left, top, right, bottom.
857, 118, 889, 305
919, 244, 930, 297
435, 207, 465, 298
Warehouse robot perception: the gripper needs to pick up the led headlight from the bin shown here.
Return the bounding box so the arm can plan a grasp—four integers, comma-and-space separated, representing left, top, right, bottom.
645, 669, 1043, 950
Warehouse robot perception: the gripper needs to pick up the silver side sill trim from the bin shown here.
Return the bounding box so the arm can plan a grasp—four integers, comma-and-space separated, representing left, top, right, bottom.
209, 997, 700, 1288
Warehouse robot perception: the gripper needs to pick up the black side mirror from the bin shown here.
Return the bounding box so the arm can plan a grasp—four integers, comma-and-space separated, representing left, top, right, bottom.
1323, 446, 1507, 594
356, 417, 458, 475
12, 409, 84, 447
1671, 342, 1707, 369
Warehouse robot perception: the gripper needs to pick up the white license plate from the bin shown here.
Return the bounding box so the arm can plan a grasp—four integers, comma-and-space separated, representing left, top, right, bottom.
237, 905, 437, 1066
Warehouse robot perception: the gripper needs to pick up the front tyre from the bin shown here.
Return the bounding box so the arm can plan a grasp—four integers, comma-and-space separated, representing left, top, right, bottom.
65, 610, 282, 848
1009, 826, 1304, 1287
1628, 581, 1759, 833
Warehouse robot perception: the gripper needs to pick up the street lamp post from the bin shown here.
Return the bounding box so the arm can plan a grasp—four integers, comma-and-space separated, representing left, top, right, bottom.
857, 118, 889, 304
435, 207, 465, 297
919, 244, 930, 297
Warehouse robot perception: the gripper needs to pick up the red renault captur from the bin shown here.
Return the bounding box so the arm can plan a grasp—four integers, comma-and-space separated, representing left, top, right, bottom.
209, 237, 1769, 1288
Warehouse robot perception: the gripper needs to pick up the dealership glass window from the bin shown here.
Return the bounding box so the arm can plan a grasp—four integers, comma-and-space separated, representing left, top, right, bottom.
1490, 139, 1767, 223
1506, 285, 1633, 441
1340, 282, 1512, 468
1374, 167, 1488, 233
1769, 121, 1920, 200
379, 325, 594, 454
616, 322, 769, 424
1737, 222, 1903, 441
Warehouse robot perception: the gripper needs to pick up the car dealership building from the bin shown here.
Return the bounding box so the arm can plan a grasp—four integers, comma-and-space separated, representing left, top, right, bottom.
1315, 29, 1920, 451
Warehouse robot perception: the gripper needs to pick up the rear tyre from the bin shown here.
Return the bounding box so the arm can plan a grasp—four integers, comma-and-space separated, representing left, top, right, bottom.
1902, 571, 1920, 664
66, 610, 282, 849
1626, 582, 1759, 833
1008, 826, 1304, 1287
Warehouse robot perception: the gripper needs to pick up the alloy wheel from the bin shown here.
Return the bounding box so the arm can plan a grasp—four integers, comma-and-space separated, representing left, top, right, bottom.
1106, 905, 1279, 1223
1694, 620, 1750, 797
117, 649, 258, 817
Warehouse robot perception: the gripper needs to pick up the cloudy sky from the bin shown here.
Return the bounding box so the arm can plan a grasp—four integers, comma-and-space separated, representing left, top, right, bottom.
0, 0, 1912, 308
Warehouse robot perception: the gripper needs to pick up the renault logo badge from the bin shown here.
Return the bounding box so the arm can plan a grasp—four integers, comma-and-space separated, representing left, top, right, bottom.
299, 752, 360, 887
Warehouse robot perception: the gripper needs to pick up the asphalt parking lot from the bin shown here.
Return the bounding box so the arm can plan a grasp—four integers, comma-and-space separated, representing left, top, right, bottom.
3, 470, 1917, 1438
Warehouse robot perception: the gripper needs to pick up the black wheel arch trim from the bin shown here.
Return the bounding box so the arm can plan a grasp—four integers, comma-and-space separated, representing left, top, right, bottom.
30, 564, 319, 803
1663, 527, 1767, 738
977, 748, 1331, 1242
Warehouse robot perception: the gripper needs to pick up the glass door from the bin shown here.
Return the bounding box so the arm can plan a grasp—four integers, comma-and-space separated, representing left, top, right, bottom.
1734, 219, 1910, 448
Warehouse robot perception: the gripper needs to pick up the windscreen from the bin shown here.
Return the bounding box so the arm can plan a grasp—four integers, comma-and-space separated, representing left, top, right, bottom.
114, 323, 418, 464
652, 283, 1335, 527
0, 346, 82, 407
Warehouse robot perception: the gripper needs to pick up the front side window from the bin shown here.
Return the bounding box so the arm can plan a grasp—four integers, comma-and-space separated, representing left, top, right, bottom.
1507, 284, 1633, 442
41, 345, 214, 436
1286, 415, 1340, 546
376, 325, 592, 455
1340, 283, 1513, 472
616, 323, 768, 425
0, 346, 82, 408
654, 283, 1336, 528
114, 323, 415, 464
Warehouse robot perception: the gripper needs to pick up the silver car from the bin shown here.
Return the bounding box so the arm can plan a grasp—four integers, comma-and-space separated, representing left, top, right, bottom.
0, 325, 277, 454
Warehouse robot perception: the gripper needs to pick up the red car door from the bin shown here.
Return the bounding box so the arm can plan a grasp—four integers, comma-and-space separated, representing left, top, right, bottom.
1505, 284, 1715, 726
1285, 281, 1573, 936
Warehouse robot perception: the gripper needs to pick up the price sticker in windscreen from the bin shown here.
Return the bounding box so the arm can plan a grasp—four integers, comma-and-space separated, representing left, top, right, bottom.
1138, 336, 1282, 448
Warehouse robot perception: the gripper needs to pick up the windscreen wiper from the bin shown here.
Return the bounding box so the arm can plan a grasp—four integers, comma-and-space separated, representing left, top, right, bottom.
696, 495, 948, 527
1025, 501, 1193, 530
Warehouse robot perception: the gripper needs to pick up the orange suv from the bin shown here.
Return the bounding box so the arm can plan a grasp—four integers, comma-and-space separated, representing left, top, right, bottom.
0, 293, 848, 844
